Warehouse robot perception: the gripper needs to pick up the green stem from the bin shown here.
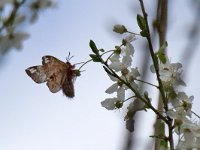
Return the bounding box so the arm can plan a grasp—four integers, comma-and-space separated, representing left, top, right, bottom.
138, 1, 174, 149
138, 0, 168, 111
135, 78, 159, 88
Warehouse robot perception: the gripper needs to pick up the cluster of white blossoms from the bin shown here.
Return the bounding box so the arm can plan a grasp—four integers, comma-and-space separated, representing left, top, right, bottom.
101, 32, 140, 110
89, 22, 200, 147
167, 91, 200, 148
151, 60, 186, 89
150, 58, 200, 149
99, 24, 200, 147
0, 0, 54, 53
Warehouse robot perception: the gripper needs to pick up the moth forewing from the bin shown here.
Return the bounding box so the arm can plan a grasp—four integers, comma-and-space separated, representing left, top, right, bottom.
25, 65, 47, 83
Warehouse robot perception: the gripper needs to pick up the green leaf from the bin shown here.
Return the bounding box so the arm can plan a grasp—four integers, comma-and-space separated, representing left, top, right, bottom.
89, 54, 102, 62
160, 122, 165, 135
89, 40, 99, 55
159, 54, 167, 64
99, 49, 105, 52
160, 139, 168, 149
137, 14, 146, 30
159, 41, 168, 53
122, 39, 127, 46
159, 122, 166, 146
156, 41, 168, 64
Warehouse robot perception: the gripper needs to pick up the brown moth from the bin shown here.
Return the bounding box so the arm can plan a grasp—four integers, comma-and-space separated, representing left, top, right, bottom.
25, 55, 78, 98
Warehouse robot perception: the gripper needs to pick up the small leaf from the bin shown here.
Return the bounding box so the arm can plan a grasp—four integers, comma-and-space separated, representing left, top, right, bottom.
89, 40, 99, 55
122, 39, 127, 46
99, 49, 105, 52
160, 122, 165, 135
89, 54, 102, 62
137, 14, 146, 30
160, 139, 168, 149
156, 41, 168, 64
159, 41, 168, 53
159, 53, 167, 64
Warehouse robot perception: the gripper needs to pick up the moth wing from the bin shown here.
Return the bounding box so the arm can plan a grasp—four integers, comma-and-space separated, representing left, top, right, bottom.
46, 72, 67, 93
42, 55, 66, 69
62, 77, 75, 98
25, 65, 47, 83
46, 79, 62, 93
42, 56, 67, 93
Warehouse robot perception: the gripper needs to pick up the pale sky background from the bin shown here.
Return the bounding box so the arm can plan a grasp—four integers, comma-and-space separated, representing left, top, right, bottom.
0, 0, 200, 150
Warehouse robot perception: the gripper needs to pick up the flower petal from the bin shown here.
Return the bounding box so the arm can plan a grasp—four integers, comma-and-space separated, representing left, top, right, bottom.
105, 83, 118, 94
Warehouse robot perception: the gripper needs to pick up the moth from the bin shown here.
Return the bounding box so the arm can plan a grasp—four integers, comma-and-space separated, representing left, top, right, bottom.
25, 55, 79, 98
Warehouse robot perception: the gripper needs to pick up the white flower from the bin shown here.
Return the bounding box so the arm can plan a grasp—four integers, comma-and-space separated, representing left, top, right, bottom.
109, 41, 134, 72
105, 82, 125, 101
110, 53, 120, 62
117, 86, 125, 101
176, 120, 200, 149
109, 55, 132, 72
124, 34, 136, 43
105, 83, 118, 94
176, 92, 193, 104
127, 67, 140, 81
150, 60, 185, 88
125, 43, 134, 56
101, 98, 122, 110
177, 92, 193, 116
169, 92, 193, 117
0, 31, 29, 53
29, 0, 54, 22
167, 107, 187, 120
176, 131, 196, 149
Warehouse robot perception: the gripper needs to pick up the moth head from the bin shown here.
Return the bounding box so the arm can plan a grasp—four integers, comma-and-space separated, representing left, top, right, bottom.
73, 69, 81, 76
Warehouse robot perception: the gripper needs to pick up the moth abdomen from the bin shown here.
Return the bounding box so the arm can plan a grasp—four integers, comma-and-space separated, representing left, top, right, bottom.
62, 78, 74, 98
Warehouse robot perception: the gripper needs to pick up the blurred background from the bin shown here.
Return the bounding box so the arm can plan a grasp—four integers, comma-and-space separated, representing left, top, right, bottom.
0, 0, 200, 150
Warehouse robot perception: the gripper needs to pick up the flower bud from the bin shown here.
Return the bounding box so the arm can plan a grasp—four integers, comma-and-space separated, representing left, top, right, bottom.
113, 24, 127, 34
115, 100, 123, 109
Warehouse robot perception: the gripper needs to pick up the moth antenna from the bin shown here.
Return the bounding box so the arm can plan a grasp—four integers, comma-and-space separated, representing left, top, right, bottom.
66, 52, 74, 62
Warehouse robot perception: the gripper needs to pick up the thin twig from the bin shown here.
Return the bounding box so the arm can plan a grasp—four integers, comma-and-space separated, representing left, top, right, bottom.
192, 110, 200, 119
135, 78, 159, 88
